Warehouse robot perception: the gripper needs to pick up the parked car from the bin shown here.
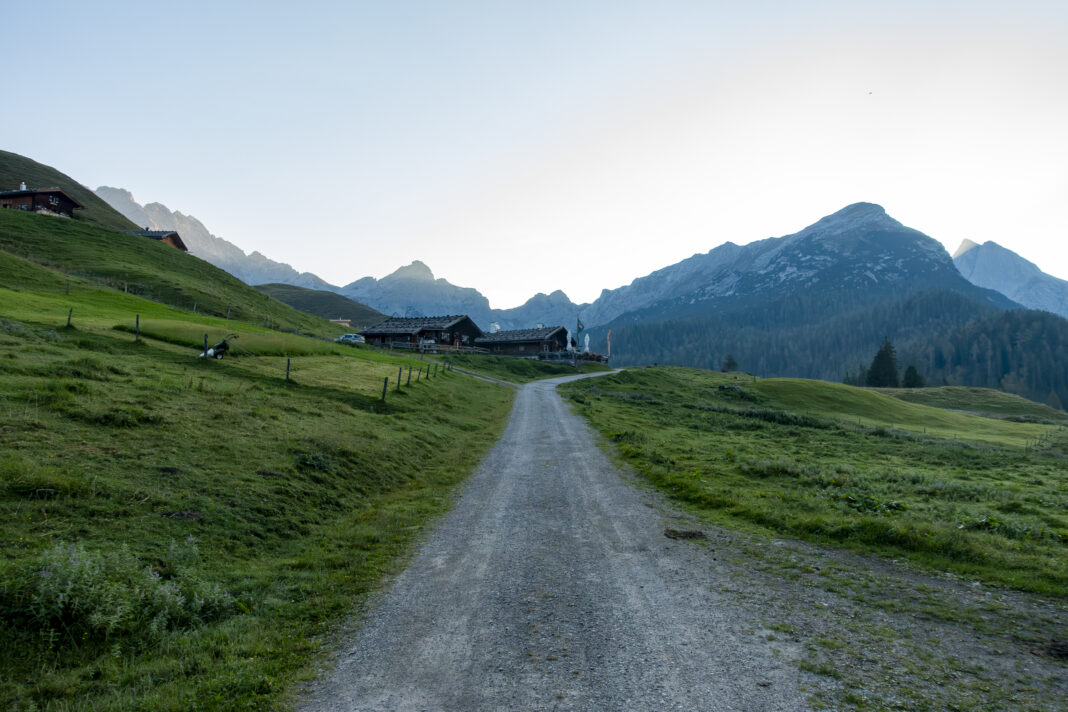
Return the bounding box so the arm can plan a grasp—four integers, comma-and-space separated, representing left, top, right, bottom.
336, 333, 365, 345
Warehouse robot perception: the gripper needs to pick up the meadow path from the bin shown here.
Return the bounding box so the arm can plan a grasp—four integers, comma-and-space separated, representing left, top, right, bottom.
299, 373, 806, 712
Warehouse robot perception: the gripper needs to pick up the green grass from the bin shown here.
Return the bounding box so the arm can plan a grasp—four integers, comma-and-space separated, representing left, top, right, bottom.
884, 386, 1068, 424
0, 314, 511, 709
442, 353, 612, 384
750, 378, 1052, 447
0, 150, 137, 231
561, 367, 1068, 596
0, 209, 342, 337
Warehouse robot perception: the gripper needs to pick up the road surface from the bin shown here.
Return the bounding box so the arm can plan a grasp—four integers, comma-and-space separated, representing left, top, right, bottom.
300, 373, 806, 711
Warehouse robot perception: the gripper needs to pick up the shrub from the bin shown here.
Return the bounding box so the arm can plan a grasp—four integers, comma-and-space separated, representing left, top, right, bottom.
0, 541, 234, 649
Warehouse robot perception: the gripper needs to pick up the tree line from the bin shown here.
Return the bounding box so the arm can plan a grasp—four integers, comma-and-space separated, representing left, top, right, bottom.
597, 290, 1068, 410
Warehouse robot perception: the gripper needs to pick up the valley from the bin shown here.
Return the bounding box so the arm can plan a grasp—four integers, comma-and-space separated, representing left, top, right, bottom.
1, 148, 1066, 711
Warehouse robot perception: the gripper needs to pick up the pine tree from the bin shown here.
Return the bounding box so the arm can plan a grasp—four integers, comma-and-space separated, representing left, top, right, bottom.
902, 365, 925, 388
865, 337, 899, 388
722, 354, 738, 372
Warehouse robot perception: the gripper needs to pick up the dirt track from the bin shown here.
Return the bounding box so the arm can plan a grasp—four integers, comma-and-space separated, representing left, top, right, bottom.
299, 374, 806, 711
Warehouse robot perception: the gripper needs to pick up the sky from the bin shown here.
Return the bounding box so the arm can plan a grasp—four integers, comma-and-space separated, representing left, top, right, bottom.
4, 0, 1067, 308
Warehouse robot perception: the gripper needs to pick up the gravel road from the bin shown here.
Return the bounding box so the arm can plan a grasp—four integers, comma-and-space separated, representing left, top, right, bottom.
300, 374, 807, 711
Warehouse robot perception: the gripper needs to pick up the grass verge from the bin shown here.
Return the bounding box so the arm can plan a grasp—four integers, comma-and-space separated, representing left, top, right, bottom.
561, 367, 1068, 596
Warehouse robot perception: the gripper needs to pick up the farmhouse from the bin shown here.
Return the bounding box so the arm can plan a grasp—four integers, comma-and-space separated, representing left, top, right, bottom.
475, 325, 569, 356
360, 315, 483, 349
0, 183, 83, 218
124, 229, 189, 252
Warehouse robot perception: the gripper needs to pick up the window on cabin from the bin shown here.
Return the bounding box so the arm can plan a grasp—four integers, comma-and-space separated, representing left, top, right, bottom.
49, 195, 59, 205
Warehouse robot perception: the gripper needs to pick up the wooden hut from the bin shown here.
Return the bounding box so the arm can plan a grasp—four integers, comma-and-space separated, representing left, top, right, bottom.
0, 185, 83, 218
475, 326, 569, 356
360, 315, 483, 349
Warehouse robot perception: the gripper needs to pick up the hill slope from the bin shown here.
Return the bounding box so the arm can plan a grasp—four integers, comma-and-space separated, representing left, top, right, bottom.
254, 283, 383, 329
0, 150, 136, 231
0, 209, 340, 336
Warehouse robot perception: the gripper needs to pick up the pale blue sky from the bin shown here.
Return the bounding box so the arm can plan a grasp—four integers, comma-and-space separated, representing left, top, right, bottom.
4, 1, 1067, 307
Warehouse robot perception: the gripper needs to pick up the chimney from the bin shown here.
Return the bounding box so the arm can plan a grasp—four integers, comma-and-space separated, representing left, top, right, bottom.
19, 181, 26, 190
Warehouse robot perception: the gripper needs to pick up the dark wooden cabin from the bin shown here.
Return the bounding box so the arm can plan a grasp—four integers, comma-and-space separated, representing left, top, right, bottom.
475, 326, 569, 356
360, 315, 483, 348
124, 229, 189, 252
0, 185, 83, 218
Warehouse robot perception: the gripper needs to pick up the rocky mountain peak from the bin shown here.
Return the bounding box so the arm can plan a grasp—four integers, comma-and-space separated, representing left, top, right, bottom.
952, 239, 980, 259
796, 202, 903, 242
385, 260, 436, 282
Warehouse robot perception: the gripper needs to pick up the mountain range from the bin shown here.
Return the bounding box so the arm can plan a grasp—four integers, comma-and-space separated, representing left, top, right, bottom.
95, 187, 335, 290
93, 187, 1068, 330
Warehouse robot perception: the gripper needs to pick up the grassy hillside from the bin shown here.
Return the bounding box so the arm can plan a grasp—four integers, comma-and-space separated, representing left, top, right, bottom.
0, 209, 341, 337
254, 282, 383, 330
750, 378, 1052, 447
0, 150, 137, 231
562, 367, 1067, 596
0, 274, 513, 709
884, 386, 1068, 424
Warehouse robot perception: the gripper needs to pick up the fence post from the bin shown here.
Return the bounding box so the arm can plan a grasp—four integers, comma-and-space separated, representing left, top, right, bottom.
65, 280, 70, 295
193, 302, 197, 314
286, 358, 291, 382
66, 308, 72, 327
434, 363, 438, 377
382, 377, 388, 401
407, 366, 412, 386
226, 306, 231, 319
397, 367, 402, 391
204, 334, 208, 357
135, 314, 140, 341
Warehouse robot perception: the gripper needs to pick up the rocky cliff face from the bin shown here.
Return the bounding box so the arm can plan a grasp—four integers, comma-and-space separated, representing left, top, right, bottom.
953, 240, 1068, 319
94, 187, 333, 289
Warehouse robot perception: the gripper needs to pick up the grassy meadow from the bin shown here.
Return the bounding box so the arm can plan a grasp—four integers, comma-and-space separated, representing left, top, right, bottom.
440, 353, 612, 384
561, 367, 1068, 596
0, 239, 514, 709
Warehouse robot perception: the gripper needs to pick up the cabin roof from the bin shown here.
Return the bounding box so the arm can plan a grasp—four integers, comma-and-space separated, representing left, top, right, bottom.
123, 229, 189, 252
476, 326, 566, 343
361, 315, 478, 335
0, 186, 84, 208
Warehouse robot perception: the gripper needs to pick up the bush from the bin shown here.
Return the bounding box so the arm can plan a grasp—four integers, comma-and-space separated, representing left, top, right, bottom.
0, 540, 234, 649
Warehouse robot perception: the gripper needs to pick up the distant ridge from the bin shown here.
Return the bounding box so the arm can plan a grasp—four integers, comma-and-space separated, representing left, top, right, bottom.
953, 240, 1068, 319
95, 186, 335, 290
254, 283, 383, 329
